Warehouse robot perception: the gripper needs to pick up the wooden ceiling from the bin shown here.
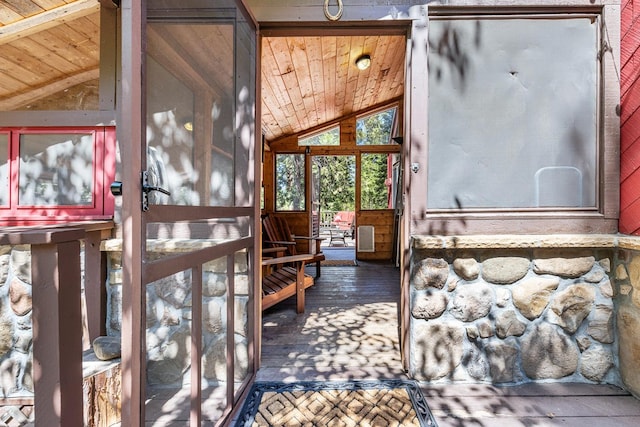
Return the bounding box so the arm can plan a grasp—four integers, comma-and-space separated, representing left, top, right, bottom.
261, 34, 406, 142
0, 0, 101, 110
0, 1, 407, 140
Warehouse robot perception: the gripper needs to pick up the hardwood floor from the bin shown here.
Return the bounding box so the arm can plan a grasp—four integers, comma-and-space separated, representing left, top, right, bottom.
259, 260, 406, 381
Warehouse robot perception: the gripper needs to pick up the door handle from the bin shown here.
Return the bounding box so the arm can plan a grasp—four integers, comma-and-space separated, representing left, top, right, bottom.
141, 171, 171, 211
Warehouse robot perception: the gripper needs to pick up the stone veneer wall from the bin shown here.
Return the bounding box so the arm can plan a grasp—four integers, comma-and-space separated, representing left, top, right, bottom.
102, 240, 250, 386
409, 236, 622, 388
0, 245, 34, 398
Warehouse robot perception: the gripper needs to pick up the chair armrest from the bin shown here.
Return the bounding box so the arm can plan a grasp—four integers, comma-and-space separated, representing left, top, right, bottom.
265, 240, 296, 246
261, 253, 315, 266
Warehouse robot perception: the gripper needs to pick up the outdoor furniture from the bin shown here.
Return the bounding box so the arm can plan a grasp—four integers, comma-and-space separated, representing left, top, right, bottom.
330, 211, 355, 238
329, 229, 346, 246
262, 254, 316, 313
262, 214, 325, 277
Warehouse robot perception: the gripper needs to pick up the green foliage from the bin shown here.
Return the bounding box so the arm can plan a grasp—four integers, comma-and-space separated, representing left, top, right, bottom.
361, 153, 389, 209
276, 154, 305, 211
314, 156, 355, 211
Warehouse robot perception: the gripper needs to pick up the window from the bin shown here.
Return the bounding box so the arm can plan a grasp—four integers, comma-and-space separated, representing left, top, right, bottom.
0, 127, 116, 225
356, 107, 397, 145
275, 153, 305, 211
361, 153, 399, 210
427, 16, 598, 211
298, 126, 340, 146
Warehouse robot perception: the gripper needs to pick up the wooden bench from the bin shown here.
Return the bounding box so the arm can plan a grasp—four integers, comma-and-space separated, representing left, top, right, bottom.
262, 254, 316, 313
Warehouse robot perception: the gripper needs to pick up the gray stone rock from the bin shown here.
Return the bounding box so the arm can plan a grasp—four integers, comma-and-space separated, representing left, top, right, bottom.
617, 303, 640, 397
147, 324, 190, 385
233, 334, 249, 381
580, 346, 613, 382
599, 258, 611, 273
153, 272, 191, 308
548, 284, 596, 334
0, 313, 14, 358
477, 319, 494, 338
412, 258, 449, 290
203, 298, 224, 334
0, 253, 9, 284
576, 336, 592, 352
412, 321, 464, 381
482, 257, 529, 285
616, 264, 629, 281
203, 272, 227, 297
92, 336, 121, 361
588, 304, 614, 344
584, 269, 605, 283
448, 278, 459, 292
521, 323, 579, 380
466, 325, 479, 340
203, 335, 227, 381
10, 248, 31, 283
412, 292, 448, 320
512, 277, 559, 320
533, 256, 595, 278
495, 288, 510, 308
450, 283, 493, 322
599, 280, 614, 298
486, 340, 519, 383
463, 345, 489, 381
235, 274, 250, 296
495, 310, 527, 339
453, 258, 479, 281
235, 297, 248, 337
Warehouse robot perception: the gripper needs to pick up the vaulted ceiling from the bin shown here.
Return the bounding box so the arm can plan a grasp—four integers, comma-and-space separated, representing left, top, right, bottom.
0, 1, 407, 141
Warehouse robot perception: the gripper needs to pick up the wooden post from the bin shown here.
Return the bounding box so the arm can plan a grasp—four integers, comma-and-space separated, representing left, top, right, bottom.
31, 234, 84, 426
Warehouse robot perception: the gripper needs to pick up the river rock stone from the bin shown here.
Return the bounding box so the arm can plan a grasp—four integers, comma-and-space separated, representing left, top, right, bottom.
616, 264, 629, 281
599, 258, 611, 273
548, 284, 595, 333
576, 336, 592, 352
521, 323, 579, 379
584, 269, 605, 283
0, 313, 14, 359
486, 341, 519, 383
154, 272, 191, 308
482, 257, 529, 284
464, 345, 489, 381
477, 319, 494, 338
412, 258, 449, 290
580, 346, 613, 382
203, 272, 227, 297
450, 283, 493, 322
495, 310, 527, 339
0, 253, 9, 284
93, 336, 121, 361
9, 278, 32, 316
588, 304, 614, 344
495, 288, 510, 308
147, 324, 190, 385
512, 277, 559, 320
453, 258, 479, 281
599, 280, 614, 298
630, 255, 640, 308
412, 292, 448, 320
10, 248, 31, 283
413, 321, 464, 380
203, 299, 224, 334
533, 256, 595, 278
617, 303, 640, 396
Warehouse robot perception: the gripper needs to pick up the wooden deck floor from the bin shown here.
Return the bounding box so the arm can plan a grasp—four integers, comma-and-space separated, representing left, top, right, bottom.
258, 259, 640, 427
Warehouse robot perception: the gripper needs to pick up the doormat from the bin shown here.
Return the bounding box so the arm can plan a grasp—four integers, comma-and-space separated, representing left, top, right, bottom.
321, 259, 358, 266
235, 380, 438, 426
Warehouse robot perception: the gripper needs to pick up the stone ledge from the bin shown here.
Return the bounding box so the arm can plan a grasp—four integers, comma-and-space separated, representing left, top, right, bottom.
412, 234, 621, 250
101, 238, 227, 252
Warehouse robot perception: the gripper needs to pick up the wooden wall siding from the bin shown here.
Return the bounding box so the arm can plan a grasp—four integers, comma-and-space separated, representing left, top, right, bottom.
357, 210, 395, 261
0, 1, 101, 110
261, 34, 405, 142
620, 0, 640, 234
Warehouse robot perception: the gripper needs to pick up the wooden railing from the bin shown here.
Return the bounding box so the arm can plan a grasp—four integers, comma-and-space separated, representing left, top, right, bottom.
0, 222, 114, 426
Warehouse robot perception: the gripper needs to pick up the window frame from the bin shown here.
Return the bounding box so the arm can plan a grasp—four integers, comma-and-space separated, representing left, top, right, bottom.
298, 124, 340, 146
0, 126, 117, 226
356, 105, 398, 146
407, 8, 620, 235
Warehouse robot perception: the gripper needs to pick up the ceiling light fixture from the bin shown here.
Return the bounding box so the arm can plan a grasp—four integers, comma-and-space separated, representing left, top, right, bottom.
355, 54, 371, 70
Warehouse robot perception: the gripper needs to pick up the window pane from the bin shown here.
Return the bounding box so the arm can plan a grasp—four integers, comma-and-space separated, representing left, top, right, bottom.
276, 154, 305, 211
427, 18, 597, 209
0, 134, 7, 206
361, 153, 398, 210
356, 107, 397, 145
19, 133, 94, 206
299, 126, 340, 146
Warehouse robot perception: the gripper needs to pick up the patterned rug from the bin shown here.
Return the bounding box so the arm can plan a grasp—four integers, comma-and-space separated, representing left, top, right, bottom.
235, 380, 438, 426
321, 259, 358, 266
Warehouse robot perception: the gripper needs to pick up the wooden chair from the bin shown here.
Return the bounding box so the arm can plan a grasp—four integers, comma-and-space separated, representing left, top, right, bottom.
262, 214, 325, 277
261, 253, 316, 313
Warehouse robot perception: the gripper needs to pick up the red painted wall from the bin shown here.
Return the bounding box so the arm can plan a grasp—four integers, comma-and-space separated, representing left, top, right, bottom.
620, 0, 640, 234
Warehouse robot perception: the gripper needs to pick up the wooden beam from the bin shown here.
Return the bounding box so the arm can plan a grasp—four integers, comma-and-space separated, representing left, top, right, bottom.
0, 0, 100, 45
0, 68, 99, 110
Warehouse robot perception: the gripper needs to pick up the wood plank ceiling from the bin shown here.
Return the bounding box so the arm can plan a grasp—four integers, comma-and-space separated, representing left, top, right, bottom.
0, 1, 407, 142
261, 34, 406, 142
